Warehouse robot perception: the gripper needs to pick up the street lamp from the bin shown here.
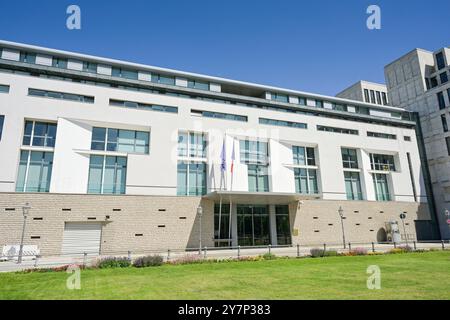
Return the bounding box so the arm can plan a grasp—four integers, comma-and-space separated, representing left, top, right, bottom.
400, 213, 408, 246
17, 202, 31, 264
197, 205, 203, 255
338, 206, 346, 249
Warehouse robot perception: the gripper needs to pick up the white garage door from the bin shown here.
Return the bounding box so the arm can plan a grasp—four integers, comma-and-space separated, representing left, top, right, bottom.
62, 223, 102, 256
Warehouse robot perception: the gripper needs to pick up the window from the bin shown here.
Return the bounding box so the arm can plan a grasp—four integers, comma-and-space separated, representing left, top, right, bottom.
367, 131, 397, 140
112, 67, 138, 80
344, 172, 363, 200
382, 92, 388, 105
341, 148, 358, 169
0, 115, 4, 140
110, 99, 178, 114
431, 77, 438, 88
376, 91, 382, 105
191, 109, 247, 122
91, 127, 150, 154
440, 72, 448, 84
404, 136, 412, 142
364, 89, 370, 103
370, 154, 396, 172
20, 52, 36, 64
177, 162, 207, 196
52, 57, 67, 69
178, 132, 207, 158
293, 146, 315, 166
442, 115, 449, 133
294, 168, 318, 194
151, 73, 175, 85
271, 93, 289, 103
315, 100, 323, 108
83, 62, 97, 73
248, 164, 269, 192
436, 52, 446, 70
332, 103, 347, 112
373, 173, 391, 201
446, 137, 450, 156
275, 205, 291, 245
240, 140, 269, 165
298, 97, 307, 106
87, 155, 127, 194
187, 80, 209, 91
16, 151, 53, 193
448, 88, 450, 103
22, 121, 57, 148
370, 90, 376, 104
0, 84, 9, 93
438, 92, 446, 110
317, 125, 358, 135
259, 118, 307, 129
29, 89, 94, 103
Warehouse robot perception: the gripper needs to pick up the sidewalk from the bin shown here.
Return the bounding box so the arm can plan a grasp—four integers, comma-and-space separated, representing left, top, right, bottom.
0, 242, 447, 273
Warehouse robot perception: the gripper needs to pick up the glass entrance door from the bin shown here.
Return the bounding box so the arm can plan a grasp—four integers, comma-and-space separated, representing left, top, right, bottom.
237, 205, 271, 246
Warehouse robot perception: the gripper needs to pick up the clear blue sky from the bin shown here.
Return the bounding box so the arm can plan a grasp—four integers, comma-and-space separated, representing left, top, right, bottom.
0, 0, 449, 96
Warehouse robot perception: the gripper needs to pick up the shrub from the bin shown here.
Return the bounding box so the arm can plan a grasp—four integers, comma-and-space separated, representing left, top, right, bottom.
323, 250, 339, 257
133, 255, 164, 268
237, 256, 263, 262
97, 257, 131, 269
168, 254, 202, 265
398, 245, 413, 252
389, 245, 413, 254
351, 247, 368, 256
262, 253, 277, 260
310, 248, 325, 258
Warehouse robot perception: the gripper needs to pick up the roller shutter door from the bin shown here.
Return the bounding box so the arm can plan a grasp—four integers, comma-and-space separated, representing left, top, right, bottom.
61, 223, 102, 256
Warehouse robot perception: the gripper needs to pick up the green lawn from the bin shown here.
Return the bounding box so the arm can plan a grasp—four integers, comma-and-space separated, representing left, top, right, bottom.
1, 251, 449, 300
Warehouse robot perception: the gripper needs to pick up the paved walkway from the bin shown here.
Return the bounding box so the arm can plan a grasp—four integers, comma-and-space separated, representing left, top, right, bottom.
0, 242, 447, 273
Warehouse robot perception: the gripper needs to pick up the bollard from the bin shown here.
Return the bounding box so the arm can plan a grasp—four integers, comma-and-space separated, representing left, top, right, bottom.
348, 243, 352, 251
34, 255, 40, 268
204, 247, 208, 259
322, 244, 326, 257
372, 242, 375, 253
237, 245, 241, 258
83, 252, 87, 267
268, 244, 272, 255
442, 240, 445, 250
394, 242, 397, 249
413, 241, 417, 251
297, 244, 300, 258
167, 249, 171, 261
128, 251, 132, 261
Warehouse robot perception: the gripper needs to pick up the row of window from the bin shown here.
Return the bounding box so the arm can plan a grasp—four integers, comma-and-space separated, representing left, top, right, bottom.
0, 84, 9, 93
191, 109, 248, 122
426, 52, 448, 89
29, 88, 94, 103
364, 89, 389, 106
109, 99, 178, 114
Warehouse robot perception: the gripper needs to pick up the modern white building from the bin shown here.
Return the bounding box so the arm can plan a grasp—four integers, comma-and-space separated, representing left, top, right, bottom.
0, 40, 437, 256
384, 46, 450, 239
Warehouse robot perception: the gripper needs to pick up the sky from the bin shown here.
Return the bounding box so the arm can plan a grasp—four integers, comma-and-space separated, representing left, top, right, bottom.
0, 0, 449, 96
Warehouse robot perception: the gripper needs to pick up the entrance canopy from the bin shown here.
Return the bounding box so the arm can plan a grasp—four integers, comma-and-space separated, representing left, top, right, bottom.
203, 191, 320, 205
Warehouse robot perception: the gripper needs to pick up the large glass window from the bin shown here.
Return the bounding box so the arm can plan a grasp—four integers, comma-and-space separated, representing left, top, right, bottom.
178, 132, 207, 158
83, 62, 97, 73
0, 85, 8, 93
271, 93, 289, 103
436, 52, 446, 70
177, 162, 207, 196
87, 155, 127, 194
22, 121, 57, 148
52, 57, 67, 69
151, 73, 175, 85
16, 151, 53, 193
341, 148, 358, 169
293, 146, 315, 166
91, 127, 150, 154
373, 173, 391, 201
248, 164, 269, 192
370, 154, 396, 172
364, 89, 370, 103
188, 80, 209, 91
20, 52, 36, 64
382, 92, 388, 105
294, 168, 318, 194
275, 205, 291, 246
214, 204, 231, 247
440, 72, 448, 84
240, 140, 268, 165
112, 67, 138, 80
344, 172, 363, 200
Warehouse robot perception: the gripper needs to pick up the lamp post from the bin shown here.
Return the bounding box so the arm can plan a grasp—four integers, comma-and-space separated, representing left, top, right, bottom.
338, 206, 346, 249
400, 213, 408, 246
197, 205, 203, 255
17, 202, 31, 264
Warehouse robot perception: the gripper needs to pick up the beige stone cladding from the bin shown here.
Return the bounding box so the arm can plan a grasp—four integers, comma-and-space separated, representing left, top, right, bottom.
0, 193, 431, 255
290, 200, 431, 245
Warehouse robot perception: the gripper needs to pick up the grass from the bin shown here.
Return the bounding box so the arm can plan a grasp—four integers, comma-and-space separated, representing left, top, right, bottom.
0, 251, 449, 300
